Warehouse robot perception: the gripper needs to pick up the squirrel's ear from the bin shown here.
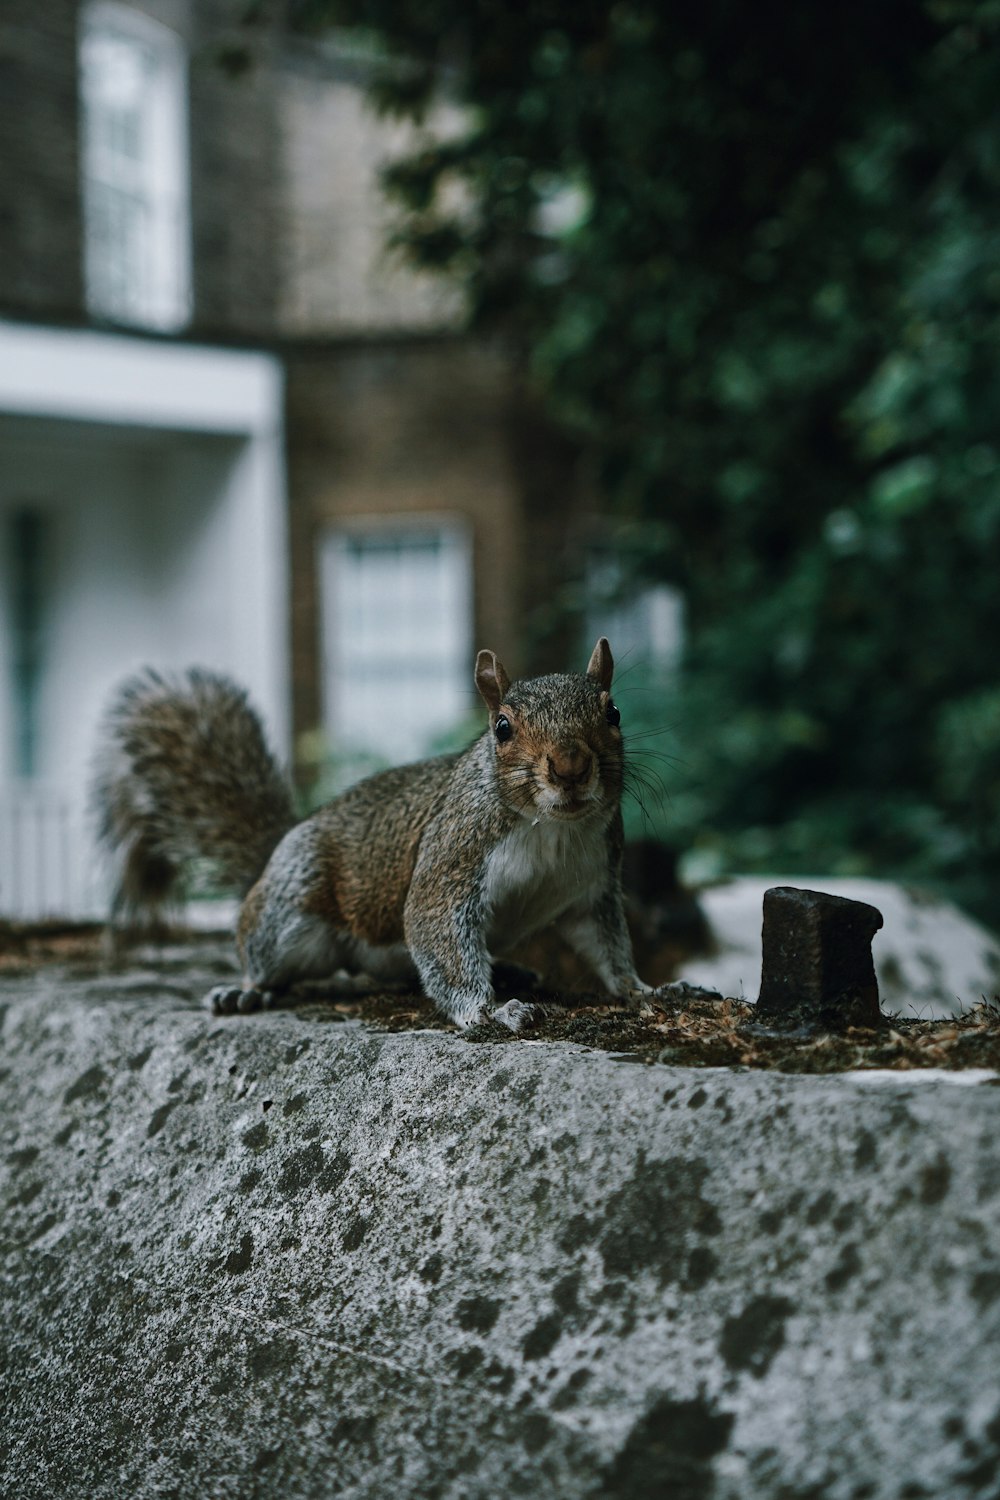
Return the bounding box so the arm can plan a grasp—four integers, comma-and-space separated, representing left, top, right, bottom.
586, 637, 614, 691
475, 649, 511, 714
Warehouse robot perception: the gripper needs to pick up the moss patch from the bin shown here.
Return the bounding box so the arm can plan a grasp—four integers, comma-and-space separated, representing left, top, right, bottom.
336, 983, 1000, 1075
4, 923, 1000, 1075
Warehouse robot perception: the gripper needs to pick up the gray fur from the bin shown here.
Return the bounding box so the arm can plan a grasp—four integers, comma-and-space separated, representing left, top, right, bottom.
92, 641, 648, 1029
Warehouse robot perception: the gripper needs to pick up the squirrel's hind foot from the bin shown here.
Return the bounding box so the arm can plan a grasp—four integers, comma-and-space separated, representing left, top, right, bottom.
489, 998, 545, 1032
206, 984, 279, 1016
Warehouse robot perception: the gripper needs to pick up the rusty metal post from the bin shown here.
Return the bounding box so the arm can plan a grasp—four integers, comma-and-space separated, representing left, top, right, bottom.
756, 886, 884, 1029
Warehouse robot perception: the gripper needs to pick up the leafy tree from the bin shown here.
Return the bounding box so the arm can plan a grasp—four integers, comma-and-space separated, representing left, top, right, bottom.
295, 0, 1000, 914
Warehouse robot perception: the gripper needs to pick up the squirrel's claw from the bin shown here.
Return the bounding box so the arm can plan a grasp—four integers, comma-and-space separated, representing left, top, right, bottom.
205, 984, 278, 1016
206, 984, 243, 1015
623, 984, 657, 1018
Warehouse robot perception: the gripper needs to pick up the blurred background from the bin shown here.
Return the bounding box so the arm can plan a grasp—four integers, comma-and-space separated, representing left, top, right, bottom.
1, 0, 999, 935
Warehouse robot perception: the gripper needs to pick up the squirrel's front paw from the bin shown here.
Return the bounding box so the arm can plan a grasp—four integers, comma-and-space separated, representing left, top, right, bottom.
445, 995, 543, 1032
205, 985, 278, 1016
490, 998, 544, 1033
653, 980, 725, 1004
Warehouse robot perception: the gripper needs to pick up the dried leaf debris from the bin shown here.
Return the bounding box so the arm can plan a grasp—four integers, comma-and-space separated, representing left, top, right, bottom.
2, 922, 999, 1075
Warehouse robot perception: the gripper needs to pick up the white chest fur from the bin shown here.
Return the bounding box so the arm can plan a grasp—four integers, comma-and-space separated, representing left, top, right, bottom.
483, 815, 607, 951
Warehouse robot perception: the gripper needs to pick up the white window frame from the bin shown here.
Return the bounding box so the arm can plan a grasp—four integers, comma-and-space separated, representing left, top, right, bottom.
319, 516, 474, 767
79, 1, 192, 332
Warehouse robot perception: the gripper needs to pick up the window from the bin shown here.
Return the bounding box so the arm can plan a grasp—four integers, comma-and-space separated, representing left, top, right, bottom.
585, 551, 684, 681
79, 2, 191, 331
320, 522, 473, 765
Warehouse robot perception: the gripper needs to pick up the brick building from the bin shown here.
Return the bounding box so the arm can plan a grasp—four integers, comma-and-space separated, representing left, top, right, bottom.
0, 0, 675, 917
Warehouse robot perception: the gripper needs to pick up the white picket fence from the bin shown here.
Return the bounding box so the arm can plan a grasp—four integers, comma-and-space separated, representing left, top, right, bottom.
0, 783, 106, 921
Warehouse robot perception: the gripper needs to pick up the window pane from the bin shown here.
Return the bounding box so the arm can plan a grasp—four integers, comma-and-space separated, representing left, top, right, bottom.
79, 3, 191, 331
321, 523, 473, 766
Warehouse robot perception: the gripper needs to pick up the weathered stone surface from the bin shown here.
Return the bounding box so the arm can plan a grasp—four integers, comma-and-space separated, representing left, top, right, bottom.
2, 969, 1000, 1499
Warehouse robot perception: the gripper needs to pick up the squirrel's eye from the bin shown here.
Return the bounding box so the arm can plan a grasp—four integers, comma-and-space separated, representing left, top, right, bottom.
495, 714, 513, 743
606, 702, 621, 727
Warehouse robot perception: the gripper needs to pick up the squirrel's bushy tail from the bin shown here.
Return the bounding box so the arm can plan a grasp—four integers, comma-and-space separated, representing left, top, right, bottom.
91, 667, 296, 924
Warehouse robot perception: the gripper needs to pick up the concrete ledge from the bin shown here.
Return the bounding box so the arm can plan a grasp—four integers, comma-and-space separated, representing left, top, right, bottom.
2, 976, 1000, 1498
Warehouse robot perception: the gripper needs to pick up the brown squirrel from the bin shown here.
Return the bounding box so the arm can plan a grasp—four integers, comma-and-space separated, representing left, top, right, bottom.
92, 638, 654, 1030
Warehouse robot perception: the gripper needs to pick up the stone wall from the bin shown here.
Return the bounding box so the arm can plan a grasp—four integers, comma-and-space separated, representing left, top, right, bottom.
2, 964, 999, 1498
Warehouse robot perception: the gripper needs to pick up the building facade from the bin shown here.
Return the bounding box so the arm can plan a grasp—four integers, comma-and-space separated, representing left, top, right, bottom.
0, 0, 294, 915
0, 0, 675, 918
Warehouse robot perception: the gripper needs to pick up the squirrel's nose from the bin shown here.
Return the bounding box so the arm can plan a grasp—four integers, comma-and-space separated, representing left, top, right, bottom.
547, 744, 593, 787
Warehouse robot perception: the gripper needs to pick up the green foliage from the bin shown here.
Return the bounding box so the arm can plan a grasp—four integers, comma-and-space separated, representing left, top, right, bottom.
297, 0, 1000, 915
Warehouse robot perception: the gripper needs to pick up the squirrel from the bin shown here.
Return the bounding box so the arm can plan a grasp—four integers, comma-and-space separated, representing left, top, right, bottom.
91, 638, 655, 1031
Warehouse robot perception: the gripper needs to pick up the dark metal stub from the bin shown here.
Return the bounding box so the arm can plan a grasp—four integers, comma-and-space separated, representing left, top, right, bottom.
756, 886, 885, 1030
